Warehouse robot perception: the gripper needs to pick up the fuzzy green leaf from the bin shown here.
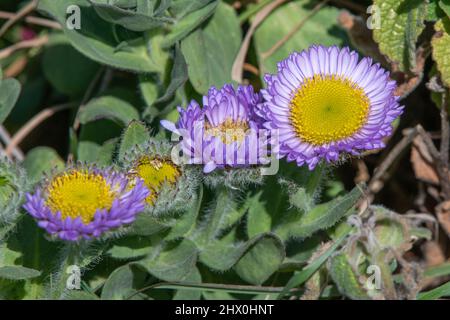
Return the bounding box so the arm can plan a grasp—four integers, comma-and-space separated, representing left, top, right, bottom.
439, 0, 450, 18
101, 264, 147, 300
0, 266, 41, 281
432, 17, 450, 86
199, 233, 283, 273
234, 235, 285, 285
5, 215, 60, 299
0, 78, 21, 124
108, 236, 162, 260
173, 267, 202, 300
97, 138, 118, 165
139, 74, 160, 107
42, 34, 100, 97
253, 0, 347, 75
372, 0, 427, 71
170, 0, 216, 17
195, 188, 239, 246
89, 0, 170, 32
277, 229, 351, 299
23, 147, 64, 183
165, 186, 203, 241
79, 96, 139, 126
138, 239, 198, 282
162, 1, 218, 47
275, 185, 363, 240
246, 191, 272, 238
152, 44, 188, 106
77, 141, 101, 162
181, 2, 241, 94
118, 121, 150, 161
38, 0, 161, 73
328, 253, 369, 300
127, 214, 171, 237
374, 219, 407, 249
428, 0, 443, 21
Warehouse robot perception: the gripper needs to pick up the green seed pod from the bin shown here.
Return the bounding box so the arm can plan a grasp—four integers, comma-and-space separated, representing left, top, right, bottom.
122, 139, 201, 216
0, 157, 26, 226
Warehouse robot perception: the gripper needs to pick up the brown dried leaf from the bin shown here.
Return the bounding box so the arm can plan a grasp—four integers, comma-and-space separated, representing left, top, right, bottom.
436, 201, 450, 237
338, 10, 425, 99
338, 10, 388, 66
411, 143, 439, 185
422, 241, 445, 267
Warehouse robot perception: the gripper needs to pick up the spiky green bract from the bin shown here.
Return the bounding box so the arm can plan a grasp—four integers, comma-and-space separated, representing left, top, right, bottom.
0, 157, 27, 228
202, 167, 265, 190
121, 139, 201, 216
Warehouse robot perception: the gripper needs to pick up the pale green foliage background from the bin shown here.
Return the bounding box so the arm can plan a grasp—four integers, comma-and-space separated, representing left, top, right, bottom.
0, 0, 449, 300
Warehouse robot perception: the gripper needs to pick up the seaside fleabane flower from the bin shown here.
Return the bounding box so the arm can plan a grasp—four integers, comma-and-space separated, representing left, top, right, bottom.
259, 45, 403, 170
23, 165, 149, 241
124, 140, 200, 215
161, 84, 269, 173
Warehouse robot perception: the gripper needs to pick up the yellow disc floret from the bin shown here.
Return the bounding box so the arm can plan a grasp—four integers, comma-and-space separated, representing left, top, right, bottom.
290, 75, 370, 146
134, 157, 180, 205
46, 170, 115, 224
205, 118, 249, 144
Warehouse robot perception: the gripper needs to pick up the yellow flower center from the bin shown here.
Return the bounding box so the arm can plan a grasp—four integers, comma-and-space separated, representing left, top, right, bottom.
290, 75, 370, 146
46, 171, 115, 224
205, 118, 249, 144
134, 157, 180, 205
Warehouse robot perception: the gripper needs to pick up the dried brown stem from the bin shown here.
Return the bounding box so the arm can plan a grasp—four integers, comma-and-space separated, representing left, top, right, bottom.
417, 125, 450, 200
261, 0, 330, 59
440, 90, 449, 172
0, 0, 39, 38
368, 127, 419, 197
0, 125, 23, 161
0, 35, 48, 60
243, 63, 259, 76
72, 67, 105, 131
231, 0, 287, 83
5, 103, 74, 157
0, 11, 61, 30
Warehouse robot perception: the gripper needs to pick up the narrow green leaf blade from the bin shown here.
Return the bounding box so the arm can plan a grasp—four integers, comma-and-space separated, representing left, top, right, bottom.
0, 266, 41, 281
277, 229, 351, 299
418, 281, 450, 300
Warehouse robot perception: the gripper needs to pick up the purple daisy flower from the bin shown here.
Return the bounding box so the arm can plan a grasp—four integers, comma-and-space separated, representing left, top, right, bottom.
23, 166, 150, 241
161, 84, 269, 173
258, 45, 404, 170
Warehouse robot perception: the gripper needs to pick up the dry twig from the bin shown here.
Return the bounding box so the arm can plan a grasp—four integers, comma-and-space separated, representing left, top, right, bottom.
0, 35, 49, 60
440, 90, 449, 174
368, 127, 419, 198
261, 0, 330, 59
0, 125, 24, 161
417, 125, 450, 200
0, 0, 39, 38
5, 103, 74, 157
0, 11, 61, 30
72, 68, 105, 131
231, 0, 287, 83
